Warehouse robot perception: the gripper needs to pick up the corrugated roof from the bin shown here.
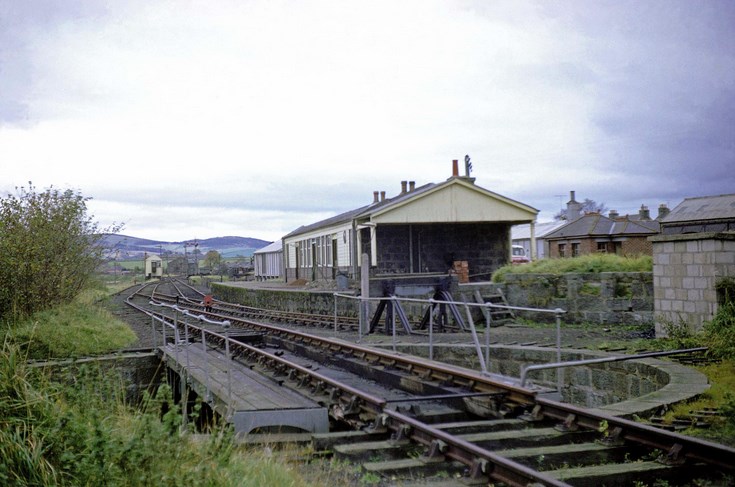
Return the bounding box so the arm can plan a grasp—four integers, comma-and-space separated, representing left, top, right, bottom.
661, 193, 735, 223
512, 220, 566, 240
545, 213, 659, 239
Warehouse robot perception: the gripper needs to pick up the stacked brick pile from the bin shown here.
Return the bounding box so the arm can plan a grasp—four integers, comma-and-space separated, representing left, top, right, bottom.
452, 260, 469, 283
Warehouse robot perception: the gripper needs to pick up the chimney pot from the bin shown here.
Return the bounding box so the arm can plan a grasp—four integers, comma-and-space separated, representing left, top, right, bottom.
380, 191, 386, 202
569, 190, 576, 202
409, 181, 415, 192
657, 203, 670, 220
609, 210, 619, 219
373, 191, 379, 204
401, 181, 407, 194
452, 159, 459, 177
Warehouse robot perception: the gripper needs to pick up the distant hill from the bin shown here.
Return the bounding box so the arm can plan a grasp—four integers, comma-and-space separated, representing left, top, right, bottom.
100, 234, 272, 259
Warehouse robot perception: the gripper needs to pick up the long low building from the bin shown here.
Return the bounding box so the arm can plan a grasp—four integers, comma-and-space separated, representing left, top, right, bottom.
282, 160, 538, 284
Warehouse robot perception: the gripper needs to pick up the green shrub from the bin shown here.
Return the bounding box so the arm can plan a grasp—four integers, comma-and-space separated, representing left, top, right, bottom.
703, 302, 735, 360
491, 254, 652, 282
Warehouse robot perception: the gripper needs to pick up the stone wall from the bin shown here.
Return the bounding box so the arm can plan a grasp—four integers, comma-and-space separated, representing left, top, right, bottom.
393, 344, 708, 416
213, 283, 361, 317
476, 272, 654, 324
651, 232, 735, 336
30, 352, 163, 404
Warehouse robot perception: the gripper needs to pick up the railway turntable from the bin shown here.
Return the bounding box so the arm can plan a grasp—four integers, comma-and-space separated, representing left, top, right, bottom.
159, 340, 329, 434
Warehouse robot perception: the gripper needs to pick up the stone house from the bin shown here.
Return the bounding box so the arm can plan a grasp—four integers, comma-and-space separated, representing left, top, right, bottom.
281, 160, 538, 283
651, 193, 735, 335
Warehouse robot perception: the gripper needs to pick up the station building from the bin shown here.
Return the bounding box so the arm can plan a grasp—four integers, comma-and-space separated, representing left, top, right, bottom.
281, 160, 538, 284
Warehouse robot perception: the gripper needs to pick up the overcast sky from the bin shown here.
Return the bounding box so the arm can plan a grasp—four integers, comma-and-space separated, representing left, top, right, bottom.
1, 0, 733, 243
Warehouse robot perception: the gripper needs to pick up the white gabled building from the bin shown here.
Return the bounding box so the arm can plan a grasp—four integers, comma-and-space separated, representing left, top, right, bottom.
282, 160, 538, 283
144, 253, 163, 279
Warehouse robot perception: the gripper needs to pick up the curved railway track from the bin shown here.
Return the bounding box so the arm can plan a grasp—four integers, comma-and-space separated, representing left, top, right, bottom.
117, 279, 735, 486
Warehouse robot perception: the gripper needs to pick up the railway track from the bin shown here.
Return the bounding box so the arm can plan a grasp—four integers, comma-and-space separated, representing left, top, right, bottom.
116, 279, 735, 486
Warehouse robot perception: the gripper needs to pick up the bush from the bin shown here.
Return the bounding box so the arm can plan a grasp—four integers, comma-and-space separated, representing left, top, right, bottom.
703, 302, 735, 360
0, 184, 120, 322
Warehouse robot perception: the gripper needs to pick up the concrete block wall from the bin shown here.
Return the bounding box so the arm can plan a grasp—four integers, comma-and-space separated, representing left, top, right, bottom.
652, 233, 735, 336
376, 223, 509, 281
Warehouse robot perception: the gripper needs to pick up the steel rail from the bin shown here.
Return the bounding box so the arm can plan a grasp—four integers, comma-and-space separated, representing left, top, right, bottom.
126, 288, 735, 483
533, 397, 735, 472
383, 408, 571, 487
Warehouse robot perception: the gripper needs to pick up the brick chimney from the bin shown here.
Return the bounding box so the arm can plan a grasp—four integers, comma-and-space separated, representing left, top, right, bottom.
373, 191, 379, 204
380, 191, 386, 202
609, 209, 619, 220
657, 203, 670, 220
452, 159, 459, 177
400, 181, 407, 194
566, 191, 582, 221
409, 181, 415, 192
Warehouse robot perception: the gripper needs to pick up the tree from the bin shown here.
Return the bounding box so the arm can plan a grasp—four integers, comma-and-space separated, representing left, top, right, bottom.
554, 198, 609, 221
0, 183, 117, 322
202, 250, 222, 273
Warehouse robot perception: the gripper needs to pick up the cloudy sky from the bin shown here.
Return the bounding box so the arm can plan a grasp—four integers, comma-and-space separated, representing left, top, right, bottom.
1, 0, 733, 243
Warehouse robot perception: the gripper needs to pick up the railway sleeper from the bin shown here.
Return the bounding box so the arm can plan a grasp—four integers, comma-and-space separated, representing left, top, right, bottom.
544, 460, 715, 487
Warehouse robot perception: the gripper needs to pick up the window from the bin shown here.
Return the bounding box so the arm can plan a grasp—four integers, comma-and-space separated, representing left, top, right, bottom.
597, 242, 608, 253
558, 243, 566, 257
571, 243, 580, 257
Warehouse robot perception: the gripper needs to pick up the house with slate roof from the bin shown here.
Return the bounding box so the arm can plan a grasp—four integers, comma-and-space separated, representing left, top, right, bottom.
544, 213, 660, 258
282, 160, 538, 283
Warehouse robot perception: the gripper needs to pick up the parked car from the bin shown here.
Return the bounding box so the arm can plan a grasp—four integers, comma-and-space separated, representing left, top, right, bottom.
512, 245, 530, 264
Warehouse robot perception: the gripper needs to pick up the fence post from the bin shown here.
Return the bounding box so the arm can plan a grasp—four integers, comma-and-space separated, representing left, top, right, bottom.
391, 297, 397, 352
429, 298, 434, 361
555, 309, 564, 392
333, 293, 338, 337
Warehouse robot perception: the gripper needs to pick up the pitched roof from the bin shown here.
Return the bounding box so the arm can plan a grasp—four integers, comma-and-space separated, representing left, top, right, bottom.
282, 182, 437, 238
661, 193, 735, 224
253, 240, 282, 254
283, 177, 537, 239
544, 213, 659, 240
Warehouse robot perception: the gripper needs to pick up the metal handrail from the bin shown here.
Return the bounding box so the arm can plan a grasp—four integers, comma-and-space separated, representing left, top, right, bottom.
520, 347, 709, 387
334, 291, 566, 381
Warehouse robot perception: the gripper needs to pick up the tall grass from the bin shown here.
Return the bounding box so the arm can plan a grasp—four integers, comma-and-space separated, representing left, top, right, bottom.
492, 253, 653, 282
8, 298, 137, 359
0, 338, 308, 486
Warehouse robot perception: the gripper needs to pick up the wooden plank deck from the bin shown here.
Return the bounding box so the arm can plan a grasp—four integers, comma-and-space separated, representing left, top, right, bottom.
159, 343, 328, 434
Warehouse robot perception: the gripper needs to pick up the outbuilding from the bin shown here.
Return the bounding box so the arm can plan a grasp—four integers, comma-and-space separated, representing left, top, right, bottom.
144, 253, 163, 279
651, 193, 735, 336
282, 160, 538, 284
253, 241, 283, 280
